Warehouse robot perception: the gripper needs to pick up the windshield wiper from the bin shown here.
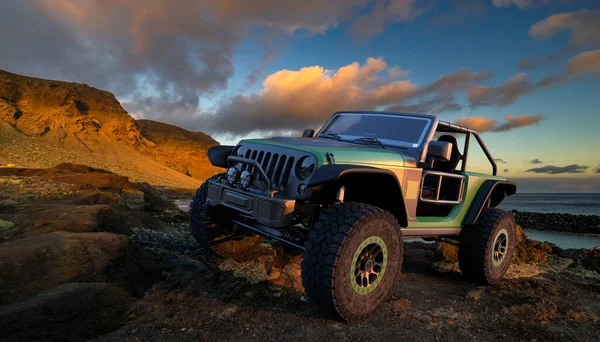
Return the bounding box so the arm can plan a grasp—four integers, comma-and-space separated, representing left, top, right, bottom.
353, 137, 386, 149
320, 133, 342, 141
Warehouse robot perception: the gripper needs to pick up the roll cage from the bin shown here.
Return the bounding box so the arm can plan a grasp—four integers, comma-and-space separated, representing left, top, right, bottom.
321, 111, 498, 176
433, 121, 498, 176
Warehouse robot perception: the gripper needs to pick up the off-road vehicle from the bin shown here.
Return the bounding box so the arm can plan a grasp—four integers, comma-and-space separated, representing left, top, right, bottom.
190, 111, 516, 321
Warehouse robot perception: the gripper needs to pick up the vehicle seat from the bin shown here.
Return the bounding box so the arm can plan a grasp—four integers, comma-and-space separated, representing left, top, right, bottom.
433, 135, 462, 173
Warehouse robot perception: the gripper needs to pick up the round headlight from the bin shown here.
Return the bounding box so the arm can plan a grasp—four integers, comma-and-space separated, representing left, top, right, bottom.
297, 157, 316, 180
227, 167, 239, 184
240, 170, 252, 188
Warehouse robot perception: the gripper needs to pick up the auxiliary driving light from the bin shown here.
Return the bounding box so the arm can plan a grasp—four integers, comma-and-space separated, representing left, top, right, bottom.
227, 167, 239, 184
298, 184, 307, 195
240, 170, 252, 188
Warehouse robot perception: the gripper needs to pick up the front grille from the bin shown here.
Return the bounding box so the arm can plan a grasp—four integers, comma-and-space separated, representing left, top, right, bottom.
241, 149, 295, 189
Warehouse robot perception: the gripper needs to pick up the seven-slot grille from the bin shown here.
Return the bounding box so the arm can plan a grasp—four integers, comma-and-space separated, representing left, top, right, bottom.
240, 149, 295, 189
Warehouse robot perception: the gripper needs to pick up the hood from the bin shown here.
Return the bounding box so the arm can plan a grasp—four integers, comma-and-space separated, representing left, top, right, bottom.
240, 137, 413, 167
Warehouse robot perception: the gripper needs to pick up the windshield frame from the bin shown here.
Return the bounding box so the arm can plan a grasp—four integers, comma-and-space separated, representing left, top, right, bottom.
317, 112, 433, 148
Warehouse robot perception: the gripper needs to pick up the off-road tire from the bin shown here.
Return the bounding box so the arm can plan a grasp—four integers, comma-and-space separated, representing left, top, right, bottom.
190, 173, 263, 259
301, 202, 403, 322
458, 208, 515, 284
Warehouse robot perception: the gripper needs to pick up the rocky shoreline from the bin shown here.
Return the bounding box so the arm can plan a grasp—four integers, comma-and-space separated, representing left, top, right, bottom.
513, 210, 600, 235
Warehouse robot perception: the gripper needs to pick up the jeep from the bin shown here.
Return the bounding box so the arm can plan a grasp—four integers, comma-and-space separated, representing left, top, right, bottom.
190, 111, 517, 322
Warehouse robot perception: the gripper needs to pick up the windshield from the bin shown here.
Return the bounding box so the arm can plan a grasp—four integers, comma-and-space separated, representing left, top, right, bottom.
319, 113, 431, 147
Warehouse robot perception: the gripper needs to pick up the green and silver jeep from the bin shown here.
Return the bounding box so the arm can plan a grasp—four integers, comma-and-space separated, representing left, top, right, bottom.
190, 111, 516, 321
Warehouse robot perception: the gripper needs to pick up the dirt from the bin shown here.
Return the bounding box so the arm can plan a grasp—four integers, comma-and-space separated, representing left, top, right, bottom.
92, 241, 600, 342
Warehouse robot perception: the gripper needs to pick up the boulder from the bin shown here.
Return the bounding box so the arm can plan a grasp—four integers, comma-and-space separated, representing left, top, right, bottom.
512, 239, 555, 264
0, 283, 134, 342
515, 224, 527, 243
0, 231, 163, 303
5, 199, 170, 238
436, 242, 459, 262
584, 246, 600, 272
0, 163, 146, 210
557, 248, 588, 261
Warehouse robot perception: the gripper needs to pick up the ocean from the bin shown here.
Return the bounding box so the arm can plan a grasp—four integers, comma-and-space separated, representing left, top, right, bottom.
498, 193, 600, 216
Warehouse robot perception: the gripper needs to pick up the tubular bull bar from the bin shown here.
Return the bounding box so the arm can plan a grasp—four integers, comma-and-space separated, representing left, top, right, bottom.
205, 156, 295, 228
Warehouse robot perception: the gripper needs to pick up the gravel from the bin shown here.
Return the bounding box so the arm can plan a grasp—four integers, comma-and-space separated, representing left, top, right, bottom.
131, 225, 203, 257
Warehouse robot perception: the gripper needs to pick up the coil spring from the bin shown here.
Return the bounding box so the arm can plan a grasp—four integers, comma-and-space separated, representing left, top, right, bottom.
281, 228, 303, 243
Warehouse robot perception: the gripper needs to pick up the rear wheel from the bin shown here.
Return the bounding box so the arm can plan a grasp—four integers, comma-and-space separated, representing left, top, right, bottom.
302, 203, 403, 322
458, 208, 515, 284
190, 173, 263, 260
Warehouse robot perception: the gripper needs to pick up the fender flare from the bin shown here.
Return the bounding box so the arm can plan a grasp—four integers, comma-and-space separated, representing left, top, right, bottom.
307, 164, 400, 188
463, 180, 517, 226
207, 145, 234, 168
308, 164, 408, 227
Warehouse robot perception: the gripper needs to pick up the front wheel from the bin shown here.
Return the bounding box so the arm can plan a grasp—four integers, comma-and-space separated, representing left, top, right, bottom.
301, 203, 403, 322
458, 208, 516, 284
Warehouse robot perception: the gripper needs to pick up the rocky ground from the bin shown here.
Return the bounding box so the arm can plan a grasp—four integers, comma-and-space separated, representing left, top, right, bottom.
1, 165, 599, 341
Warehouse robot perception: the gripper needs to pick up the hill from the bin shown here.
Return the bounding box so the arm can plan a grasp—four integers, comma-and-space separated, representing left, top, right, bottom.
137, 119, 220, 181
0, 69, 221, 188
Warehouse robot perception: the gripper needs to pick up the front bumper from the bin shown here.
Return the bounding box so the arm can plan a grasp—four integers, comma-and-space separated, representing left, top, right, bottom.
206, 179, 296, 228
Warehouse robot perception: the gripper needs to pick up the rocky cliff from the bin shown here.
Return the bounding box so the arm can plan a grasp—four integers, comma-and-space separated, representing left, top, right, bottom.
0, 69, 220, 188
137, 119, 220, 181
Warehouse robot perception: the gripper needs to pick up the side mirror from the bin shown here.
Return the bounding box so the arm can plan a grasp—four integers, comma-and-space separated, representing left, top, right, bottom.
426, 140, 452, 162
302, 129, 315, 138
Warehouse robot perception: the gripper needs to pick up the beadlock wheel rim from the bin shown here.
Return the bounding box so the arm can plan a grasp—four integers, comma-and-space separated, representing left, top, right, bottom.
492, 228, 509, 267
350, 236, 388, 295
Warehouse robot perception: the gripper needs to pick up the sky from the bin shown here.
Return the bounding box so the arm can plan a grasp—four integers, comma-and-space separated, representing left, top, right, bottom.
0, 0, 599, 192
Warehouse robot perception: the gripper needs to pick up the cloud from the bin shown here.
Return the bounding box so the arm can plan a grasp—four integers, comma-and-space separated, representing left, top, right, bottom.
594, 164, 600, 173
468, 73, 560, 108
518, 9, 600, 69
387, 94, 463, 114
566, 50, 600, 76
492, 114, 545, 132
0, 0, 373, 123
454, 114, 544, 132
530, 158, 544, 164
454, 116, 497, 132
526, 164, 589, 174
207, 58, 418, 134
351, 0, 428, 38
196, 59, 501, 136
0, 1, 568, 138
420, 68, 493, 93
529, 9, 600, 47
492, 0, 549, 9
494, 158, 507, 164
388, 68, 493, 114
